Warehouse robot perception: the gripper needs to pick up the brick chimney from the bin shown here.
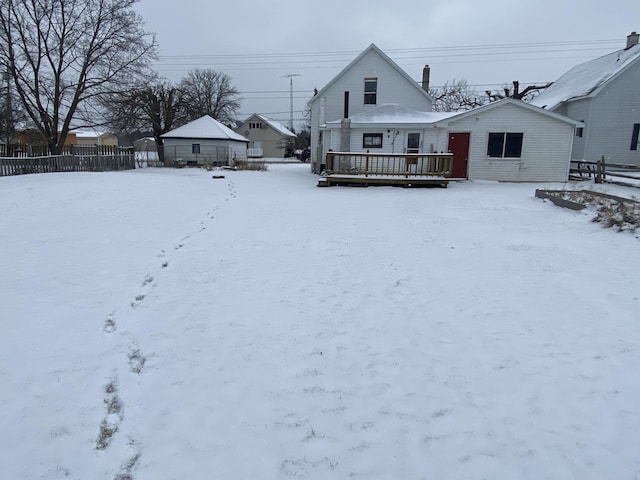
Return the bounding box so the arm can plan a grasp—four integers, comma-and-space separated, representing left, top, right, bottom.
422, 65, 430, 92
627, 31, 639, 49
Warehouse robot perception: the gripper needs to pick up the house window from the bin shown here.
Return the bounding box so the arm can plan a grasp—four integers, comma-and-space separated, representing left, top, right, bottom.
250, 122, 263, 129
631, 123, 640, 151
576, 127, 584, 138
364, 78, 377, 105
487, 132, 523, 158
363, 133, 383, 148
192, 144, 201, 154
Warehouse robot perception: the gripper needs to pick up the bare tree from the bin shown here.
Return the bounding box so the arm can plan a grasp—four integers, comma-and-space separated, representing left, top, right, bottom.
294, 106, 311, 150
486, 81, 553, 103
179, 69, 241, 127
105, 80, 183, 162
0, 0, 157, 153
429, 78, 486, 112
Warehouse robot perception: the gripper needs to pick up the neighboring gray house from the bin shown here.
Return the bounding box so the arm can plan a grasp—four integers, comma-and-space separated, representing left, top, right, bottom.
530, 32, 640, 165
161, 115, 248, 166
235, 114, 296, 158
308, 43, 433, 173
323, 99, 581, 182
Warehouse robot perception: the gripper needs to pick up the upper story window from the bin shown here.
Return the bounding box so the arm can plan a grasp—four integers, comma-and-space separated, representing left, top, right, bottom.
631, 124, 640, 151
487, 132, 523, 158
249, 122, 263, 129
364, 78, 377, 105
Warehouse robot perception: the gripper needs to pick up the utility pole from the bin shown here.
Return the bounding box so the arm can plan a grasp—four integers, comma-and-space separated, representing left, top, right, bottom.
284, 74, 301, 132
283, 74, 300, 158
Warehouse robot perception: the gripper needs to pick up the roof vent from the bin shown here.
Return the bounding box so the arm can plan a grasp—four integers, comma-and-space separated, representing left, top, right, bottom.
626, 31, 639, 49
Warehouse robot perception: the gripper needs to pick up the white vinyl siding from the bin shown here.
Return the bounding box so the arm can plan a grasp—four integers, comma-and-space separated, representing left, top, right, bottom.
162, 138, 247, 165
445, 103, 573, 182
310, 47, 432, 170
562, 62, 640, 164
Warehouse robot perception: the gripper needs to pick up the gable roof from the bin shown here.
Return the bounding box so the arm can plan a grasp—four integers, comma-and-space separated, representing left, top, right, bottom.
162, 115, 248, 142
325, 104, 455, 127
241, 114, 296, 137
530, 43, 640, 110
308, 43, 432, 106
437, 98, 584, 127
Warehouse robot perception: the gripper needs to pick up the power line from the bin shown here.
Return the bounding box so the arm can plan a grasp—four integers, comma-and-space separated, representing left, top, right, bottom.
156, 38, 622, 61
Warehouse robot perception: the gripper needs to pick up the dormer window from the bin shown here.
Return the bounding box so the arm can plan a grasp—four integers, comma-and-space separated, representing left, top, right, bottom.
364, 78, 377, 105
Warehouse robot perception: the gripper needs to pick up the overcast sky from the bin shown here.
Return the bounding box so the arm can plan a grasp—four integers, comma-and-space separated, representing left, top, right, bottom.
133, 0, 639, 129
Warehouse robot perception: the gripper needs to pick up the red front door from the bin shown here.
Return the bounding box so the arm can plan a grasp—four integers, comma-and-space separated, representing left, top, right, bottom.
448, 132, 470, 179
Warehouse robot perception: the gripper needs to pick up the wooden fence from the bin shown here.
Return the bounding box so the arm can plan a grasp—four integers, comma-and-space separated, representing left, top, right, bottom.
570, 157, 640, 188
0, 146, 135, 177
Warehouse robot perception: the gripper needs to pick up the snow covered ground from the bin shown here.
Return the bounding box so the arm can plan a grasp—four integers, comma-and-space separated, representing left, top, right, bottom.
1, 164, 639, 480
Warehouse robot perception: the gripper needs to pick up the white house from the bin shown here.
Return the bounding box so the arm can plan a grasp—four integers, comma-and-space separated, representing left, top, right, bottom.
530, 31, 640, 165
323, 99, 582, 182
308, 43, 433, 173
235, 114, 296, 158
161, 115, 249, 167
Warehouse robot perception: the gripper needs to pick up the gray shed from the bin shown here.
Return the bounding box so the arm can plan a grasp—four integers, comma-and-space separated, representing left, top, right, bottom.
161, 115, 249, 167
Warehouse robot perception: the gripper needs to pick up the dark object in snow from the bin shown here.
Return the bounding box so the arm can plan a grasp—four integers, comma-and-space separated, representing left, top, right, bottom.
212, 175, 225, 179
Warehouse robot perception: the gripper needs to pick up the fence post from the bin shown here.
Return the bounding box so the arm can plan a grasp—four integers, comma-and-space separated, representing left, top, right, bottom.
596, 156, 605, 184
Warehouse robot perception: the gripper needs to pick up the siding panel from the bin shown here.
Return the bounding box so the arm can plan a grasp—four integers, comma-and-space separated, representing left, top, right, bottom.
444, 103, 573, 181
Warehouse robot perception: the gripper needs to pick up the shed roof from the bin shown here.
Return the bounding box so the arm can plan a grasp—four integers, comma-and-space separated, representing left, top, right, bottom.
530, 43, 640, 110
439, 98, 583, 127
162, 115, 248, 142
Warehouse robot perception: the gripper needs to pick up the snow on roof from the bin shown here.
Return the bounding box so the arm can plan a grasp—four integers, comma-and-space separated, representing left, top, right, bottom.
253, 115, 296, 137
72, 129, 111, 138
325, 104, 456, 126
440, 98, 583, 127
324, 100, 582, 128
162, 115, 248, 142
530, 43, 640, 110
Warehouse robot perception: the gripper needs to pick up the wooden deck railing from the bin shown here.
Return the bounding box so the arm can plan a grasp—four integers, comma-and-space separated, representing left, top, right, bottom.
325, 152, 453, 178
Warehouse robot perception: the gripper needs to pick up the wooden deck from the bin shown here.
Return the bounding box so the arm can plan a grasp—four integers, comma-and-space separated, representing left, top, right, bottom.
318, 174, 449, 188
319, 152, 453, 188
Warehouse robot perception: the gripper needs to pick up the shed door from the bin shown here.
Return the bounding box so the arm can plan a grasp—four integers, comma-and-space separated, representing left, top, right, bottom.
448, 132, 470, 179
